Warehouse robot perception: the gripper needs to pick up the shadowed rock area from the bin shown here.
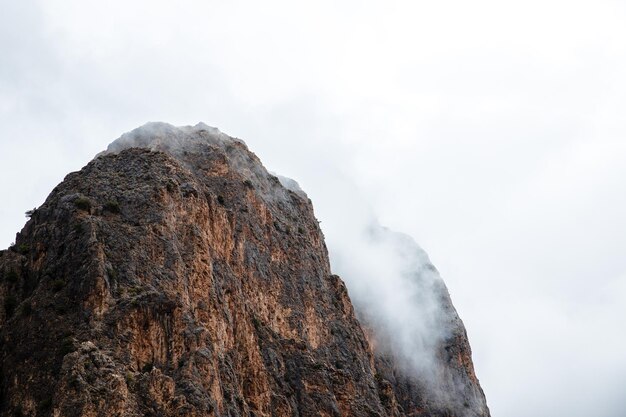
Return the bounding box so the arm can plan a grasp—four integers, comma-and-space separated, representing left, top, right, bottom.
0, 123, 489, 417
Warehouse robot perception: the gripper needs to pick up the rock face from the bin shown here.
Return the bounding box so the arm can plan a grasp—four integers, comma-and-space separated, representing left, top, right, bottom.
0, 123, 489, 417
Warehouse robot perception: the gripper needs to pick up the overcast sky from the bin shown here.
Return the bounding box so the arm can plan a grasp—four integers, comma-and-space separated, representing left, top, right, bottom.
2, 1, 626, 416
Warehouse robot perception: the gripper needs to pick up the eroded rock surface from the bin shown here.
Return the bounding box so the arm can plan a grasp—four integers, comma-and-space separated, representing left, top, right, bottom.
0, 123, 489, 416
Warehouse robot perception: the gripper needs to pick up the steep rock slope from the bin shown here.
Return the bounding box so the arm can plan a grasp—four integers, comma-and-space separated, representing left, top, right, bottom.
0, 123, 488, 417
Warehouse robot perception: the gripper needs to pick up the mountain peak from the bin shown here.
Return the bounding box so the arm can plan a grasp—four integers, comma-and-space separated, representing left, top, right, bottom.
103, 122, 242, 155
0, 124, 488, 417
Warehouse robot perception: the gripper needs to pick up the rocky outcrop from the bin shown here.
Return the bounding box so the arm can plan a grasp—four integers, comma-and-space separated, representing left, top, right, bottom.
0, 123, 488, 416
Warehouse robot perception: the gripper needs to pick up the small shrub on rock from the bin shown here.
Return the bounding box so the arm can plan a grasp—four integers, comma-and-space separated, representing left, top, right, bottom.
59, 337, 76, 356
74, 197, 92, 212
103, 200, 121, 214
16, 243, 29, 255
51, 279, 65, 292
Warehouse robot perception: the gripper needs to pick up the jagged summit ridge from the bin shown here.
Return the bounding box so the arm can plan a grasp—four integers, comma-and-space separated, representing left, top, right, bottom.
104, 121, 307, 202
104, 122, 240, 155
0, 123, 488, 417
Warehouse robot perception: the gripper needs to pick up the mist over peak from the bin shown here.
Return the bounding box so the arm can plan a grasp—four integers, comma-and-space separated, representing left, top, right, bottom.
103, 122, 243, 155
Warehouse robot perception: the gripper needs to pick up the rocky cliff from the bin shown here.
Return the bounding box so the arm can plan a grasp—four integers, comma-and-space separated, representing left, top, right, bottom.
0, 123, 489, 417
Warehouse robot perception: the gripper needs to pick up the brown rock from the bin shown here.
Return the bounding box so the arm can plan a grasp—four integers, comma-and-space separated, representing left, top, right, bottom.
0, 123, 489, 416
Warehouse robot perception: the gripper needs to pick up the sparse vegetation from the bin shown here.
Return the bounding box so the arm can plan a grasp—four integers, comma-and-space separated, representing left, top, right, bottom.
103, 200, 121, 214
125, 371, 135, 386
74, 197, 91, 212
51, 279, 65, 292
166, 179, 177, 193
107, 268, 118, 281
59, 337, 75, 356
16, 243, 30, 255
127, 285, 142, 296
38, 398, 52, 412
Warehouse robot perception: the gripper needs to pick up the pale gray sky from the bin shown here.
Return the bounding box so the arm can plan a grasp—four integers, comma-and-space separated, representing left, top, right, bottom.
1, 1, 626, 416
